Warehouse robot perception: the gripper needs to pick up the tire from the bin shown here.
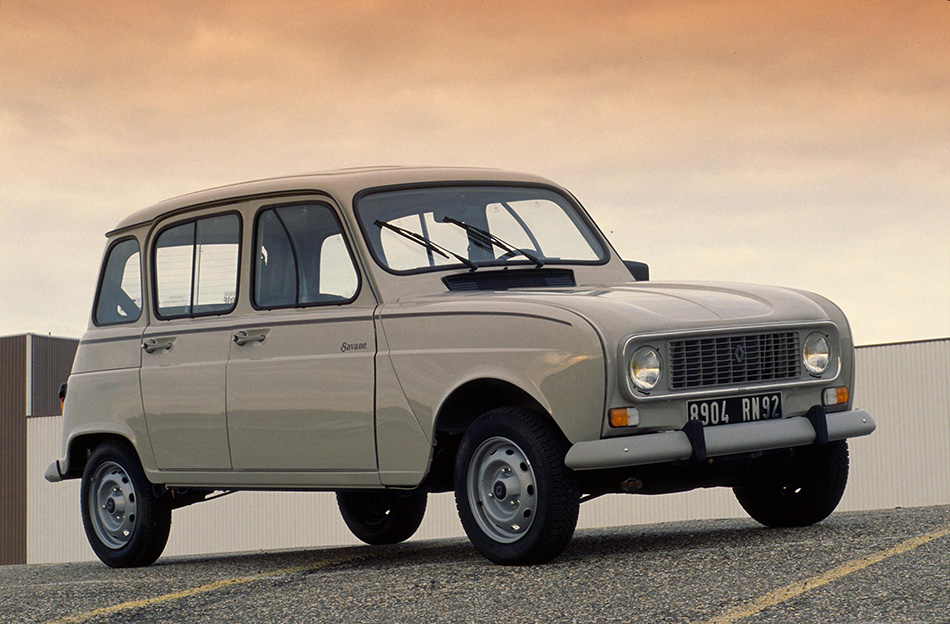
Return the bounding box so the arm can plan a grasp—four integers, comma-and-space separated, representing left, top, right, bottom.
336, 489, 428, 545
734, 440, 850, 528
454, 407, 579, 565
80, 441, 171, 567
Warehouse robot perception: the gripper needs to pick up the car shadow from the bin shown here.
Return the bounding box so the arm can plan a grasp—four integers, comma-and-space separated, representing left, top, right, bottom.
143, 516, 842, 573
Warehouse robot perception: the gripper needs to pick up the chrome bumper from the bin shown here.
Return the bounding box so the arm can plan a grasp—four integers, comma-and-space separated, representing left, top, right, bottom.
565, 408, 875, 471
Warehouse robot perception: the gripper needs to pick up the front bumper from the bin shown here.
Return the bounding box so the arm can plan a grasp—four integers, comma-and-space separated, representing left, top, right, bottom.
564, 408, 875, 471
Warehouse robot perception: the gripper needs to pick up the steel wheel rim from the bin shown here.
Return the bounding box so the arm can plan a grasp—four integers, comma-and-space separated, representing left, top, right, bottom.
88, 461, 138, 549
467, 436, 537, 543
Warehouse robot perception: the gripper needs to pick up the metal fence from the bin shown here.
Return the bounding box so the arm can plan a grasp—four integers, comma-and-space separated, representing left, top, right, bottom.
25, 339, 950, 564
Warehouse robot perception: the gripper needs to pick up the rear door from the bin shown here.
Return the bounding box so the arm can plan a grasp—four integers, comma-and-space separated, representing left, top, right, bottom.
140, 212, 241, 470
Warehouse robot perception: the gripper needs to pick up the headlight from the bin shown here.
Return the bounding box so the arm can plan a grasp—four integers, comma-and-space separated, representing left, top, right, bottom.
802, 332, 831, 375
629, 346, 662, 391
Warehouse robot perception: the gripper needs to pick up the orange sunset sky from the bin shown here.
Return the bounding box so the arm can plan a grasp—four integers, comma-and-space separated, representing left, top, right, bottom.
0, 1, 947, 344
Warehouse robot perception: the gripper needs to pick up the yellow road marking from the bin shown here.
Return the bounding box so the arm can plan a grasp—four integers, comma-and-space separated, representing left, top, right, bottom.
46, 555, 361, 624
697, 524, 950, 624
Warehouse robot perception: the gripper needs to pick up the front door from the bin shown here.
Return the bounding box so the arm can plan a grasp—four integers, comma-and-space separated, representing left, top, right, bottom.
225, 200, 377, 473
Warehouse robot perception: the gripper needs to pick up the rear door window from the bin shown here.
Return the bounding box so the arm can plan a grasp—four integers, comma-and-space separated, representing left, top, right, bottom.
153, 213, 241, 319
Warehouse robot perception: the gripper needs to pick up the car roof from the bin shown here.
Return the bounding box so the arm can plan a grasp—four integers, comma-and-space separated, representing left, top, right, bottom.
108, 166, 558, 235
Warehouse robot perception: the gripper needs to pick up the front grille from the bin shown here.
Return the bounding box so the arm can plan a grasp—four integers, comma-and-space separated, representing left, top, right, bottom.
668, 332, 801, 390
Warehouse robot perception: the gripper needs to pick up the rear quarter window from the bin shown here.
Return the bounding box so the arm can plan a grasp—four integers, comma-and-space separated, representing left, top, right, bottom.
94, 237, 142, 326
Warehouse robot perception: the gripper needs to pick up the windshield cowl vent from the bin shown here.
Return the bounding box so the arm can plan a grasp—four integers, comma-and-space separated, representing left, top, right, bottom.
443, 268, 576, 292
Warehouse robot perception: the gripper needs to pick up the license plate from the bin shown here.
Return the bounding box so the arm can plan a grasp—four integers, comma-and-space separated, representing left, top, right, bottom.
687, 393, 782, 427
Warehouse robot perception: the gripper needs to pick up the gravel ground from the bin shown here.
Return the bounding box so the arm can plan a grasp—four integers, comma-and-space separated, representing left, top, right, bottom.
1, 505, 947, 624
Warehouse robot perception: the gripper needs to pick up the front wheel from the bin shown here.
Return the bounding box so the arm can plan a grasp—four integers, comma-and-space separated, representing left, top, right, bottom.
734, 440, 850, 528
80, 441, 171, 567
454, 407, 579, 565
336, 489, 427, 545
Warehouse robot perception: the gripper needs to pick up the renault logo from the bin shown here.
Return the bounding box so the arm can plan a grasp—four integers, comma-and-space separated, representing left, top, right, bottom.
733, 344, 747, 364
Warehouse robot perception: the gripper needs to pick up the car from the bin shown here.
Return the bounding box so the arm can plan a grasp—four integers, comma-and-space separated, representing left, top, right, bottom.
46, 166, 875, 567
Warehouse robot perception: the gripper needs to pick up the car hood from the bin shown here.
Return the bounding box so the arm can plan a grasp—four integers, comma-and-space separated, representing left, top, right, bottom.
560, 281, 830, 329
399, 280, 837, 339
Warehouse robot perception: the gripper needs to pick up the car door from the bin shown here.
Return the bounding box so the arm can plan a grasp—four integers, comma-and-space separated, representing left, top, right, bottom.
225, 200, 378, 475
140, 212, 241, 471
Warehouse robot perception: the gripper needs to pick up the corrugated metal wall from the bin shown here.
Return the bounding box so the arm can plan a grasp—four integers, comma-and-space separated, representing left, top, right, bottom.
24, 338, 950, 564
844, 339, 950, 510
29, 336, 78, 418
1, 335, 28, 565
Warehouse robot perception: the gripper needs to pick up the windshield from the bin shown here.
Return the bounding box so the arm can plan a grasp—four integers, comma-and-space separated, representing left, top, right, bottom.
356, 186, 607, 273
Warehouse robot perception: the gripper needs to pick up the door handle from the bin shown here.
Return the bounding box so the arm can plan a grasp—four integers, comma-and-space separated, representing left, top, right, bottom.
233, 331, 267, 346
142, 338, 175, 353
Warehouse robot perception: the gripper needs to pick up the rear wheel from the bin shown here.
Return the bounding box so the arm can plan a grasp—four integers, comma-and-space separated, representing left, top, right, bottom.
80, 441, 171, 567
336, 489, 427, 545
734, 440, 849, 527
454, 407, 579, 565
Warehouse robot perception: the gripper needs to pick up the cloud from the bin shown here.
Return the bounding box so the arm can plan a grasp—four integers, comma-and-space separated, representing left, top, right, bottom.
0, 0, 947, 341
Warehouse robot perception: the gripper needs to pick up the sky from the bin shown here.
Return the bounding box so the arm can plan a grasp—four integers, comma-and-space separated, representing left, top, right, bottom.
0, 0, 947, 345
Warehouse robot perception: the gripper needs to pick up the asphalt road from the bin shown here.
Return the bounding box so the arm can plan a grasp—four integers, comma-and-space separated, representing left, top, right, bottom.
1, 505, 947, 624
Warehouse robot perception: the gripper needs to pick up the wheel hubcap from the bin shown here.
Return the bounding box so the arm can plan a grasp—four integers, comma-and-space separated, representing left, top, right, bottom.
88, 461, 138, 549
467, 436, 537, 543
493, 481, 508, 500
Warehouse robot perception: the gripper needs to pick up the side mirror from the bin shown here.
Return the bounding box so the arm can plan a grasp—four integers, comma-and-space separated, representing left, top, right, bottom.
59, 382, 67, 412
623, 260, 650, 282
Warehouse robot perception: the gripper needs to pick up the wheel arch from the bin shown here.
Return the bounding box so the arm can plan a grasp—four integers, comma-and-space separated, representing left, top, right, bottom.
425, 378, 553, 492
436, 377, 550, 435
61, 432, 139, 480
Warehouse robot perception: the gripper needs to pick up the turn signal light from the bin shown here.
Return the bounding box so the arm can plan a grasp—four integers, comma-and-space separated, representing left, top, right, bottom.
822, 386, 849, 407
609, 407, 639, 428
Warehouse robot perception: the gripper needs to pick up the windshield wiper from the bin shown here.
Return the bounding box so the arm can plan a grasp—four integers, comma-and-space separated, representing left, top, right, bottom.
440, 216, 545, 268
375, 220, 478, 271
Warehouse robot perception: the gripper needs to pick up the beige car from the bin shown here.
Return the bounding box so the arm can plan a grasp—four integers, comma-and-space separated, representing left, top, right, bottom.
47, 167, 875, 567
